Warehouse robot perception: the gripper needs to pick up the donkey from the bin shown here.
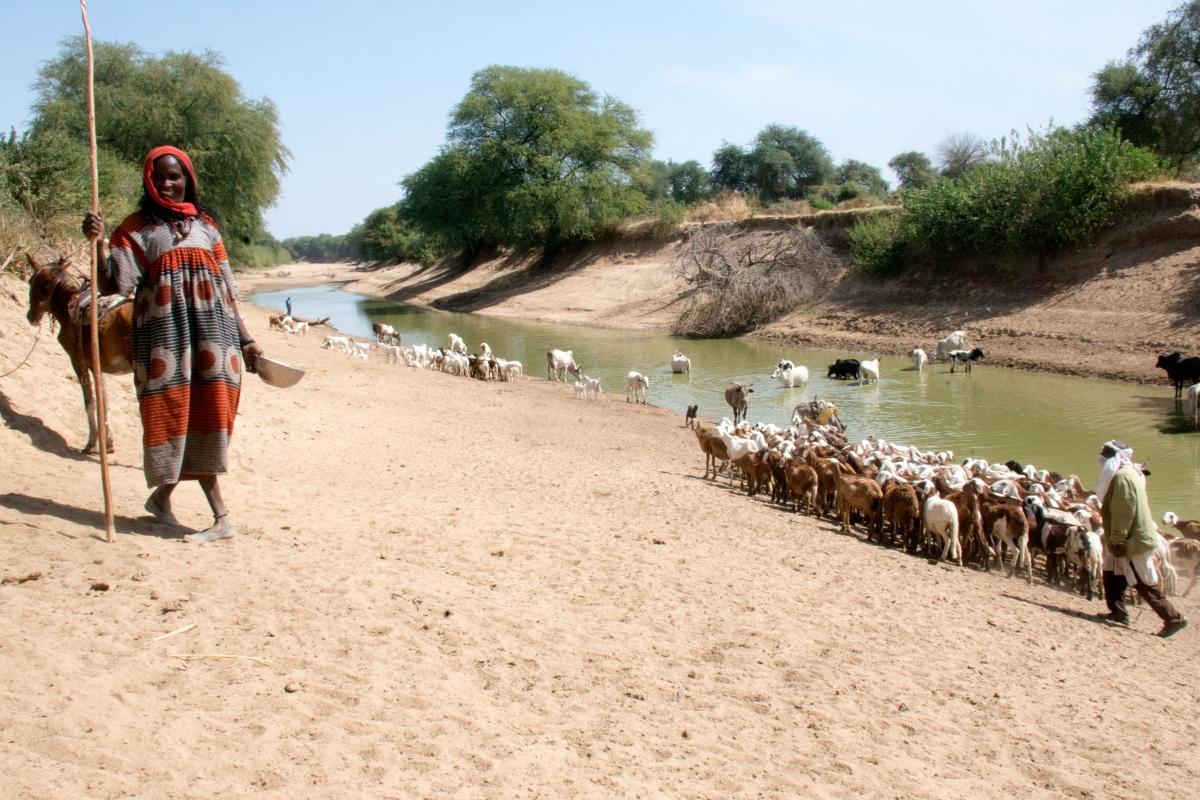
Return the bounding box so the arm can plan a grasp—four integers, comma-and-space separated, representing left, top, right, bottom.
25, 254, 133, 453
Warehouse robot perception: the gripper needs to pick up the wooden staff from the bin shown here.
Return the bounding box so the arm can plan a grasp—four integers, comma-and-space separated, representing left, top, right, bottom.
81, 0, 115, 543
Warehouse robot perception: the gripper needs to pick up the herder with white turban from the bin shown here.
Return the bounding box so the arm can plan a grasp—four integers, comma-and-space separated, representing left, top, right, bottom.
1097, 440, 1188, 637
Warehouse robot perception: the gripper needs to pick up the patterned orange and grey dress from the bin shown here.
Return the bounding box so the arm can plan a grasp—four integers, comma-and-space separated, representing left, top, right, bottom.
106, 212, 242, 487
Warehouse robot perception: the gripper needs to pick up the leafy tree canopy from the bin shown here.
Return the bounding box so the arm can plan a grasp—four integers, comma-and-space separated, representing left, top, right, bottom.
1089, 0, 1200, 167
834, 159, 889, 196
710, 143, 753, 194
401, 65, 653, 252
888, 151, 938, 190
749, 125, 833, 201
30, 37, 289, 248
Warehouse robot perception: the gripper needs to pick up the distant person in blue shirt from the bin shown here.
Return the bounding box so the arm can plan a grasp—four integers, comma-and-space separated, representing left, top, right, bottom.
285, 296, 292, 318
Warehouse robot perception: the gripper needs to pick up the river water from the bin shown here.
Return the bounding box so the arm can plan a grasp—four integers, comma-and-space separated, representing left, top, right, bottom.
252, 284, 1200, 518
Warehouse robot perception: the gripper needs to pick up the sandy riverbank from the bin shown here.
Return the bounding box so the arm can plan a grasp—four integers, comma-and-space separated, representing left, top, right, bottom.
2, 269, 1198, 797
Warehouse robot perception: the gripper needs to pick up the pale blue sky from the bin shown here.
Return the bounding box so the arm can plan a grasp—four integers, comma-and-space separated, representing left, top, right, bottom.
0, 1, 1180, 239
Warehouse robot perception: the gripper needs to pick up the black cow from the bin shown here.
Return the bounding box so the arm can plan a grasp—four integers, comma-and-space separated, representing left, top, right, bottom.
827, 358, 860, 380
1156, 352, 1200, 399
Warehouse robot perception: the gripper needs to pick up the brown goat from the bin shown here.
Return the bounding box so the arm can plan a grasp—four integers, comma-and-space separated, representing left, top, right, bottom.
836, 476, 883, 539
693, 423, 730, 480
1169, 538, 1200, 596
882, 482, 921, 551
785, 463, 819, 515
814, 458, 852, 519
946, 490, 987, 570
981, 499, 1032, 582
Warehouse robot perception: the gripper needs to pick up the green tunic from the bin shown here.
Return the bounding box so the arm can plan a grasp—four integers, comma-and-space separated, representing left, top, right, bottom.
1100, 466, 1158, 556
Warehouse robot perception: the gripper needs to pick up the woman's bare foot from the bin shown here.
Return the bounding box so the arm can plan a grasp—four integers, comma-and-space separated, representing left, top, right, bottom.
144, 493, 180, 528
185, 514, 236, 543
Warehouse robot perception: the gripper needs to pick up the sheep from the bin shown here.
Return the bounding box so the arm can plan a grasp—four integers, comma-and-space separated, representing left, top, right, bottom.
911, 348, 928, 372
936, 330, 968, 361
546, 349, 582, 382
585, 376, 603, 401
670, 351, 692, 374
923, 495, 963, 565
1155, 351, 1200, 398
1168, 538, 1200, 596
724, 382, 753, 424
1162, 512, 1200, 541
448, 333, 467, 354
772, 361, 810, 388
947, 348, 985, 373
858, 358, 880, 385
626, 371, 650, 403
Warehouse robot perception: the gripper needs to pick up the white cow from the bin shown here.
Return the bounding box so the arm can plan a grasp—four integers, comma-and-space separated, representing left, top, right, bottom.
772, 360, 809, 388
936, 330, 968, 361
626, 371, 650, 403
670, 351, 692, 374
547, 349, 582, 382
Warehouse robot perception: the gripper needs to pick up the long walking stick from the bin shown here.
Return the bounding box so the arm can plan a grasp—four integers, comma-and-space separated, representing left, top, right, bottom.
81, 0, 115, 543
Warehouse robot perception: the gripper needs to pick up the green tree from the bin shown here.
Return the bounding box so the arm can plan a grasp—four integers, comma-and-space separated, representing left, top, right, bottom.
748, 125, 833, 201
401, 65, 652, 253
1089, 0, 1200, 167
710, 143, 753, 193
0, 129, 139, 223
30, 37, 289, 251
834, 159, 889, 196
888, 151, 937, 190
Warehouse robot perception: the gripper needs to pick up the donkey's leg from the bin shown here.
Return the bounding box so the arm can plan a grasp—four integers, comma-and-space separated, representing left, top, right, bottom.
77, 359, 100, 454
97, 371, 115, 453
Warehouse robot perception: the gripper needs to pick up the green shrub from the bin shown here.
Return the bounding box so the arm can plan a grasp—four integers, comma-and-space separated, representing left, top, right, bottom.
903, 127, 1163, 259
808, 194, 834, 211
650, 199, 685, 239
848, 212, 906, 277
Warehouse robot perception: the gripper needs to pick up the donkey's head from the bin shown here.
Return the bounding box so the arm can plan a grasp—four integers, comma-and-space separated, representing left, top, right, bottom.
26, 253, 76, 325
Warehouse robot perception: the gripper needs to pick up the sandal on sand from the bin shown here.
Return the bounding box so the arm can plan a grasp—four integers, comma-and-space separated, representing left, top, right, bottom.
144, 494, 180, 528
185, 515, 236, 543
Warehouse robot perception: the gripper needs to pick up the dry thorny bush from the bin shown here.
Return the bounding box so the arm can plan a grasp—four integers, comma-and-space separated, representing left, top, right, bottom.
672, 222, 840, 338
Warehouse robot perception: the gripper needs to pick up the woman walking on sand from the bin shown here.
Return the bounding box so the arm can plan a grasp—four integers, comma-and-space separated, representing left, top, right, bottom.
83, 146, 265, 542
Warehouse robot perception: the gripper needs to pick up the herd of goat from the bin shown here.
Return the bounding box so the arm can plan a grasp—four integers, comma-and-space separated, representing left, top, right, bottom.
274, 313, 1200, 602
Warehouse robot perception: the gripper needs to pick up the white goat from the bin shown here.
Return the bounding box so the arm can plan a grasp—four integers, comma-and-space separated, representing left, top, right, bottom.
626, 371, 650, 404
911, 348, 928, 372
923, 495, 962, 565
859, 358, 880, 385
585, 376, 603, 401
448, 333, 467, 354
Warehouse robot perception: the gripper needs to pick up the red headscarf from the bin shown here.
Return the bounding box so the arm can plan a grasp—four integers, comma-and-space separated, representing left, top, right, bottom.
143, 145, 199, 217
